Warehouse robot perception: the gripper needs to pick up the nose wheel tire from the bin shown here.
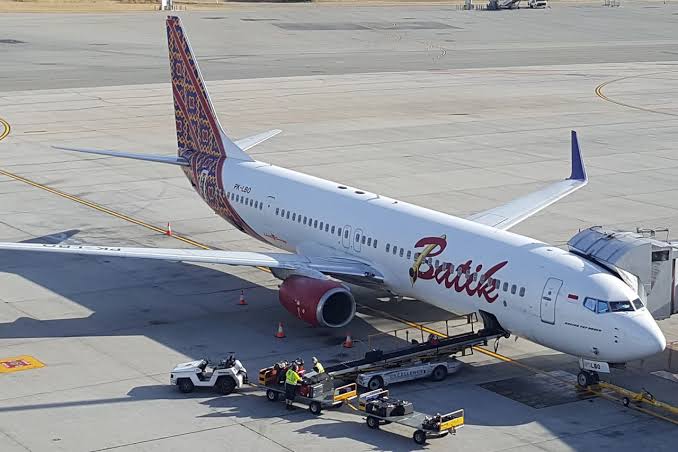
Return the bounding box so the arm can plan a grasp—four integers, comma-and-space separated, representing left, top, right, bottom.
577, 370, 599, 387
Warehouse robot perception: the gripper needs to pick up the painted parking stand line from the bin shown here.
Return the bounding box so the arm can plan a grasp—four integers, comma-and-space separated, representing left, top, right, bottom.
0, 355, 45, 373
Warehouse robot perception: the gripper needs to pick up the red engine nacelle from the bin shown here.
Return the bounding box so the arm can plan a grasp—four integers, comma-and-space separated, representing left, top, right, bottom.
279, 276, 356, 328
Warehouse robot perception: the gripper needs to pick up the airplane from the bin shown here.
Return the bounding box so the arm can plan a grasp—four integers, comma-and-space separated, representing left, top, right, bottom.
0, 16, 665, 387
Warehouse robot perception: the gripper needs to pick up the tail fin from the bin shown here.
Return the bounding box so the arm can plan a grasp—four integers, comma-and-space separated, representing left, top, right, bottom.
166, 16, 252, 161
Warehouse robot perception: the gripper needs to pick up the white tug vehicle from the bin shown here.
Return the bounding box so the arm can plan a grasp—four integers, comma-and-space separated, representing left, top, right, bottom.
170, 355, 248, 394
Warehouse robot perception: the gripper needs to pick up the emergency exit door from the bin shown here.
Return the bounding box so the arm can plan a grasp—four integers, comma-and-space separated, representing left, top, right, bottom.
540, 278, 563, 325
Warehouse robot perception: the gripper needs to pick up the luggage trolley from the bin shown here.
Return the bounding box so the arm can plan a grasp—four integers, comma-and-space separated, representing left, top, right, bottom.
258, 366, 357, 415
354, 389, 464, 445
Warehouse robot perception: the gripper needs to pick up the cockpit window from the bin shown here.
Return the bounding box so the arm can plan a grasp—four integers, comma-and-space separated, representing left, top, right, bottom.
584, 297, 636, 313
609, 300, 634, 312
631, 298, 644, 310
584, 298, 596, 312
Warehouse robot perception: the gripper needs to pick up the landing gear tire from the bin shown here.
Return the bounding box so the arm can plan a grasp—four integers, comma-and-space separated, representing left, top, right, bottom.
367, 376, 384, 391
309, 401, 322, 416
366, 416, 380, 430
413, 429, 427, 445
577, 370, 599, 387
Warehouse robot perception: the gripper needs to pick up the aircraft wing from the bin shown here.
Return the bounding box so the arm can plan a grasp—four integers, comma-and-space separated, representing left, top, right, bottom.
0, 242, 383, 282
466, 131, 587, 231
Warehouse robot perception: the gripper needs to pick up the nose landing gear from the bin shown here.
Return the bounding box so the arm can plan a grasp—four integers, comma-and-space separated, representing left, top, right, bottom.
577, 370, 600, 387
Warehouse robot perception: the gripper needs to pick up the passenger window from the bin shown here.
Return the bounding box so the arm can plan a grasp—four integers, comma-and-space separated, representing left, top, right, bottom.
314, 220, 318, 228
344, 230, 349, 239
325, 224, 329, 232
303, 217, 307, 225
355, 233, 359, 242
519, 287, 525, 297
275, 208, 279, 215
250, 199, 254, 207
338, 227, 342, 236
367, 237, 372, 246
373, 239, 378, 248
254, 201, 258, 208
362, 236, 366, 245
393, 246, 398, 255
292, 213, 296, 221
584, 298, 596, 312
319, 221, 324, 230
331, 226, 335, 234
597, 300, 609, 314
260, 203, 263, 210
406, 250, 411, 259
399, 248, 404, 257
511, 285, 516, 294
503, 282, 508, 292
286, 211, 290, 219
435, 259, 439, 268
386, 244, 390, 252
298, 215, 302, 223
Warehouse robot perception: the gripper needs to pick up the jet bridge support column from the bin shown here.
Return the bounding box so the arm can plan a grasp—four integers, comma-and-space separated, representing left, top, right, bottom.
568, 226, 678, 320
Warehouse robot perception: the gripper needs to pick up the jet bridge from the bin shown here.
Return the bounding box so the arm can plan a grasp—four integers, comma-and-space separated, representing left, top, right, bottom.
568, 226, 678, 320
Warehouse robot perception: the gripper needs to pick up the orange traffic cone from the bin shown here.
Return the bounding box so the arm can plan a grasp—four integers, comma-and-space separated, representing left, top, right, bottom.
165, 222, 172, 236
343, 333, 353, 348
238, 290, 247, 306
275, 322, 286, 338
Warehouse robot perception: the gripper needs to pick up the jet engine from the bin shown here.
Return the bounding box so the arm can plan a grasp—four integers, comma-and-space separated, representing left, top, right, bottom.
279, 275, 356, 328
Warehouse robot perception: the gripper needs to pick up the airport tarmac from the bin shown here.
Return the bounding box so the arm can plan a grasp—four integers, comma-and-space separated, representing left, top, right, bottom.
1, 2, 678, 451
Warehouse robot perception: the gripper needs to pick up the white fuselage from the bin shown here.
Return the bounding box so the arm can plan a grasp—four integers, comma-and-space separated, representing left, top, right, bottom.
216, 159, 665, 364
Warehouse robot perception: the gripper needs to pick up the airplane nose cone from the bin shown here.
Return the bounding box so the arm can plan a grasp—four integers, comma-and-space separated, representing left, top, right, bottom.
628, 313, 666, 360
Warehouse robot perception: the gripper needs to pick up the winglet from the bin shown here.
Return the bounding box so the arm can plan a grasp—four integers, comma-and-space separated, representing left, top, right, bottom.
569, 130, 587, 181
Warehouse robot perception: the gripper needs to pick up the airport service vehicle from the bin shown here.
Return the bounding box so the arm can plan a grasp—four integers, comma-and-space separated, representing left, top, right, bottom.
258, 364, 356, 415
171, 356, 247, 394
0, 16, 665, 387
357, 357, 461, 390
528, 0, 547, 7
354, 389, 464, 445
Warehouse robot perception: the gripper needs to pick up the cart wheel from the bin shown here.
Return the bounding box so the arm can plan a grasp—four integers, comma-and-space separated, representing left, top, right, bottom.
177, 379, 194, 394
366, 416, 380, 430
217, 376, 236, 395
309, 401, 322, 416
413, 429, 427, 445
367, 376, 384, 391
266, 389, 278, 402
431, 365, 448, 382
622, 397, 630, 407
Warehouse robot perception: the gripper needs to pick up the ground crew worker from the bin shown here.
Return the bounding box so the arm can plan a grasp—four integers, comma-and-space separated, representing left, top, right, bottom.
285, 364, 302, 410
312, 357, 324, 374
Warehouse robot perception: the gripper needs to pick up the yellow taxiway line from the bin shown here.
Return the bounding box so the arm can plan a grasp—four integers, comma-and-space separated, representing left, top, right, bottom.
0, 117, 11, 142
595, 72, 678, 118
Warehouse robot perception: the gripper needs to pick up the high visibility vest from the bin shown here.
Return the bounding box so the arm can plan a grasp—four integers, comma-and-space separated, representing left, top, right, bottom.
286, 368, 301, 385
314, 362, 325, 374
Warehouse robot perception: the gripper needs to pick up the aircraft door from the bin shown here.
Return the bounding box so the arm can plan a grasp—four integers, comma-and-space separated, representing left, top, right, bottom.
342, 224, 352, 249
540, 277, 563, 325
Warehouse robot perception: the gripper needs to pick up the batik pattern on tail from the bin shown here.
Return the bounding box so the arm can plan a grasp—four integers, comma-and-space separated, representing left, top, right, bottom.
165, 16, 265, 242
166, 16, 225, 158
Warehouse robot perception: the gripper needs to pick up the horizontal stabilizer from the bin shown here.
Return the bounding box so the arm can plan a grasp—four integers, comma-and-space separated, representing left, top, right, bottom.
53, 146, 189, 166
235, 129, 282, 151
